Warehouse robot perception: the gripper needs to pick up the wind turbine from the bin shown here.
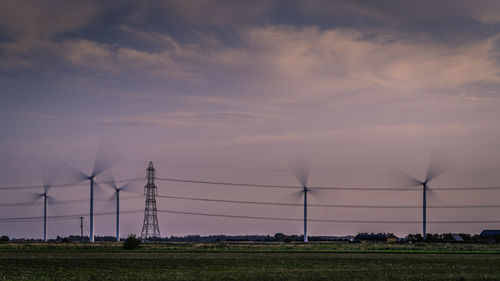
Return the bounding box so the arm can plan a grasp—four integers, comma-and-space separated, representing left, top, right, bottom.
31, 167, 60, 242
399, 152, 450, 239
66, 147, 114, 242
103, 170, 137, 242
291, 159, 314, 243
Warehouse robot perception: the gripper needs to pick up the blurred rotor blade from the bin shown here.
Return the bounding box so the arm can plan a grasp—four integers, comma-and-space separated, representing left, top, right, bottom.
45, 194, 55, 203
100, 169, 117, 190
425, 151, 452, 183
28, 193, 45, 202
427, 188, 445, 205
63, 161, 89, 182
119, 180, 141, 193
282, 189, 304, 204
94, 182, 114, 197
92, 142, 119, 177
290, 157, 311, 187
392, 167, 422, 188
42, 166, 61, 194
308, 188, 334, 202
106, 192, 118, 204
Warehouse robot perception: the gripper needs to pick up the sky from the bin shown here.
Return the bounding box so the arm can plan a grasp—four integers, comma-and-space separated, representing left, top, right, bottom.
1, 0, 500, 239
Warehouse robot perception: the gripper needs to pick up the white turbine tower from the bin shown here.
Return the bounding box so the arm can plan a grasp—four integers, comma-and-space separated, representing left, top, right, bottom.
103, 170, 137, 242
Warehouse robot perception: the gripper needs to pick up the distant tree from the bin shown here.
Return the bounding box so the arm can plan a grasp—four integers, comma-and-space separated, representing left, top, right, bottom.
0, 235, 9, 242
459, 233, 472, 242
442, 233, 454, 242
407, 234, 424, 242
274, 233, 286, 242
123, 234, 141, 250
61, 237, 69, 243
425, 233, 440, 242
283, 236, 292, 243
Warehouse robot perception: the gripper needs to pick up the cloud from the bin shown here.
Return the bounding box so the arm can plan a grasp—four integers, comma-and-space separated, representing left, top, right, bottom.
211, 122, 491, 147
150, 0, 273, 26
98, 110, 291, 127
299, 0, 500, 24
2, 15, 499, 105
0, 0, 103, 40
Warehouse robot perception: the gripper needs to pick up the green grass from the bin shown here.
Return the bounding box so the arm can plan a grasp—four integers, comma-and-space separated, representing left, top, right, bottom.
0, 242, 499, 280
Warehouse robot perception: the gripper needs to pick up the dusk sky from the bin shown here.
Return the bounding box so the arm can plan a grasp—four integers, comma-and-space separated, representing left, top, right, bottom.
1, 0, 500, 239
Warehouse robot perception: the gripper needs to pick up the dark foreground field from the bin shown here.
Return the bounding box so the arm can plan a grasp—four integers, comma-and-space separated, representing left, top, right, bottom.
0, 243, 499, 280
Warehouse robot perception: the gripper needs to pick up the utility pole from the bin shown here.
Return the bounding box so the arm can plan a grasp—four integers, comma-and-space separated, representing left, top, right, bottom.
141, 161, 161, 240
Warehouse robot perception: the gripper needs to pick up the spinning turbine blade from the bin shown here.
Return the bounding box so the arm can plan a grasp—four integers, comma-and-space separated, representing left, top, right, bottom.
291, 158, 311, 188
92, 142, 118, 177
425, 151, 452, 183
42, 167, 60, 194
119, 180, 138, 193
63, 162, 89, 182
427, 188, 445, 204
101, 169, 118, 190
394, 168, 423, 187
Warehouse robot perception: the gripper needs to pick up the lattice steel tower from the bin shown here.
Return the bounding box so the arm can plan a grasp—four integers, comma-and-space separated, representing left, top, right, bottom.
141, 161, 161, 239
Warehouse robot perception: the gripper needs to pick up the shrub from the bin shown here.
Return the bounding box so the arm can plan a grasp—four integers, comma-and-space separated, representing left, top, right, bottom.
274, 233, 286, 242
0, 235, 9, 242
123, 234, 141, 250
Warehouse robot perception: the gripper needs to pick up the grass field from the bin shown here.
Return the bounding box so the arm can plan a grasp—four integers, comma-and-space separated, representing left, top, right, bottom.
1, 242, 499, 280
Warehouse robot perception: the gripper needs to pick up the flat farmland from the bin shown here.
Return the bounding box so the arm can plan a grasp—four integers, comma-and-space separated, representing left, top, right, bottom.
0, 243, 499, 280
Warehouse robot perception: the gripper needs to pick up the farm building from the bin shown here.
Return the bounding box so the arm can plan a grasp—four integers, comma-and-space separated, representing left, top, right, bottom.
480, 230, 500, 242
480, 230, 500, 237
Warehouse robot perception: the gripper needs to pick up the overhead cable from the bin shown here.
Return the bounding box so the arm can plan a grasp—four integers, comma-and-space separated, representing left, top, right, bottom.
157, 194, 500, 209
157, 209, 500, 224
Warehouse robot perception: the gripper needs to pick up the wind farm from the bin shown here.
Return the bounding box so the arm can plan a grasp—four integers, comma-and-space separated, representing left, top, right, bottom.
2, 0, 500, 280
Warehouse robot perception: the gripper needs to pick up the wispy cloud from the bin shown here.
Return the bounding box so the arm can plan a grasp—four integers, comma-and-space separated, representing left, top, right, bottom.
98, 110, 293, 127
210, 122, 493, 147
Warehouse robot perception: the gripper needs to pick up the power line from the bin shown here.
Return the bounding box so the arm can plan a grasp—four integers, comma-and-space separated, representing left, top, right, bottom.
2, 175, 500, 192
2, 206, 499, 224
0, 210, 143, 223
0, 177, 145, 191
156, 177, 299, 189
157, 209, 500, 224
2, 193, 498, 209
157, 194, 500, 209
153, 161, 500, 174
0, 195, 144, 208
156, 177, 500, 191
3, 161, 500, 176
0, 182, 85, 190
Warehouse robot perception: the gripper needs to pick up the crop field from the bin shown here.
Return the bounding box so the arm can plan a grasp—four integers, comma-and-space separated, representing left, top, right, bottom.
0, 242, 499, 280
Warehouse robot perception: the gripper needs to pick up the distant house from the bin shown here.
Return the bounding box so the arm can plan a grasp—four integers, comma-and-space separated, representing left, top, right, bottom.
354, 233, 397, 242
480, 230, 500, 237
480, 230, 500, 242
